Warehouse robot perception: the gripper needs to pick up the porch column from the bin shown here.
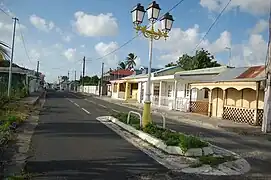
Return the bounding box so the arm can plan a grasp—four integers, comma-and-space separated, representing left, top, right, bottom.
158, 81, 162, 107
222, 89, 226, 118
117, 83, 120, 94
151, 82, 154, 103
124, 82, 129, 100
208, 89, 212, 117
173, 80, 177, 110
254, 81, 260, 125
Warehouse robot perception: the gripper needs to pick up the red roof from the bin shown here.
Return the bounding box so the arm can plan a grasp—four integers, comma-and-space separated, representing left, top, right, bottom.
236, 65, 265, 79
110, 69, 134, 76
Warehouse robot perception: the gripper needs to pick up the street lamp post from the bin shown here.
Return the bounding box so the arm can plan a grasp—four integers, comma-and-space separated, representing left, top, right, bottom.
131, 1, 174, 127
225, 47, 231, 67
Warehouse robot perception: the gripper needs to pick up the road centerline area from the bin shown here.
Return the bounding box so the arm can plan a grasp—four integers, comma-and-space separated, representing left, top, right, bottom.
26, 91, 169, 179
81, 107, 91, 114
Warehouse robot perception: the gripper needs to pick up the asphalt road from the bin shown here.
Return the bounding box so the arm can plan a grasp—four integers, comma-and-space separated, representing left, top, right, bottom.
26, 91, 169, 180
73, 92, 271, 180
25, 91, 271, 179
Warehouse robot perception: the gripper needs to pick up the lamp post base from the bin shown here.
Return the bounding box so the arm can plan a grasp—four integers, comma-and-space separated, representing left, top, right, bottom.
142, 101, 152, 127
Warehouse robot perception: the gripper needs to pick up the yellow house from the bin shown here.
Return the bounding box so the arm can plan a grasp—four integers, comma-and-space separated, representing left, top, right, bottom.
190, 66, 265, 126
110, 73, 147, 101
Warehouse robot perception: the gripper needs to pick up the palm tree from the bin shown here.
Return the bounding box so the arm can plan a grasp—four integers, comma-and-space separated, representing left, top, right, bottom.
125, 53, 137, 69
118, 61, 126, 69
0, 41, 10, 61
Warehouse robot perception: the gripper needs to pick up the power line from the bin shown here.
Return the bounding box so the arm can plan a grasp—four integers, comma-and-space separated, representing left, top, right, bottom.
85, 0, 187, 62
0, 6, 11, 17
17, 20, 33, 64
192, 0, 232, 52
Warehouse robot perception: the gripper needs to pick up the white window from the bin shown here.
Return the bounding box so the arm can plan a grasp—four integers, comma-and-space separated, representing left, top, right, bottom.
185, 84, 191, 97
167, 85, 173, 97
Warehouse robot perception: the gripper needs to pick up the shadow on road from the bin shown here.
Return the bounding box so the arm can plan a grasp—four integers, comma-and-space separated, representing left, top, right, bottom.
26, 159, 171, 180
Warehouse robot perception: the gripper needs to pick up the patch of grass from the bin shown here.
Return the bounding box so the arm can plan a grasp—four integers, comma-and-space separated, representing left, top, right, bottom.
6, 167, 33, 180
199, 156, 236, 167
0, 102, 30, 146
112, 112, 209, 151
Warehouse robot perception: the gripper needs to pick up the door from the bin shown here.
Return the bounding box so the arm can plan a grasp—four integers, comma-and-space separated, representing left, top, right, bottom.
212, 88, 223, 118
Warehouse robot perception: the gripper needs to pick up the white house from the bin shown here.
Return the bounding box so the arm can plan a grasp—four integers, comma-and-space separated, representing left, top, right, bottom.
110, 66, 231, 113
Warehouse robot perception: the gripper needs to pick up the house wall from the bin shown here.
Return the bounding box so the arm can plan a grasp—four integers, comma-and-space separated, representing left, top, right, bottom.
225, 88, 264, 109
211, 88, 224, 118
80, 85, 99, 95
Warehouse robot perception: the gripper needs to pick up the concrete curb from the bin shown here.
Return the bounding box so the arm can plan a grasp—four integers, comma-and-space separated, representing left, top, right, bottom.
109, 116, 213, 157
102, 115, 251, 176
3, 91, 46, 178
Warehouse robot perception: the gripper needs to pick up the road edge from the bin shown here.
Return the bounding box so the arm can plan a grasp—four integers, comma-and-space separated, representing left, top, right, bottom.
3, 91, 47, 178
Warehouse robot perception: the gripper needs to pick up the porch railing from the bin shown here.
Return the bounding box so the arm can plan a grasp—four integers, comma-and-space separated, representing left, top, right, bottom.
222, 105, 263, 126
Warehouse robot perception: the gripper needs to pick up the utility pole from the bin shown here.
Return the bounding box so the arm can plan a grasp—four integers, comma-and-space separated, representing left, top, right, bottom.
36, 61, 40, 91
99, 62, 104, 96
74, 70, 77, 92
225, 47, 231, 67
68, 71, 70, 80
82, 56, 86, 92
36, 61, 40, 74
7, 17, 18, 97
262, 6, 271, 133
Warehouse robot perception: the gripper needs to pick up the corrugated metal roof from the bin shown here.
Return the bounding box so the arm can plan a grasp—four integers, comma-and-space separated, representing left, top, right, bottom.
212, 67, 248, 82
175, 66, 230, 75
153, 66, 178, 74
176, 74, 218, 82
236, 65, 265, 79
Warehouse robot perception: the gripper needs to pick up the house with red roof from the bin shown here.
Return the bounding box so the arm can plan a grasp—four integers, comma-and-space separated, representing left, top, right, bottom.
190, 65, 266, 126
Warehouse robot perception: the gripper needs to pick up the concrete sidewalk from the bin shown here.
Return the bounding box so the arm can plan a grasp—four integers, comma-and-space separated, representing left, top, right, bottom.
89, 94, 269, 138
20, 90, 45, 105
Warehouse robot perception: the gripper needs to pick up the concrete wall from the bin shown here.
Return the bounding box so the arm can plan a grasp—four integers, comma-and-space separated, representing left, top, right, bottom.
80, 85, 99, 95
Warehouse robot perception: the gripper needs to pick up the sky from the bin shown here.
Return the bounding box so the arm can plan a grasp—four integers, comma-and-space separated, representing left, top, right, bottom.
0, 0, 269, 83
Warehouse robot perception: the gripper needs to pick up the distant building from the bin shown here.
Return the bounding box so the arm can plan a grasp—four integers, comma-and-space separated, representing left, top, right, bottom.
103, 67, 161, 96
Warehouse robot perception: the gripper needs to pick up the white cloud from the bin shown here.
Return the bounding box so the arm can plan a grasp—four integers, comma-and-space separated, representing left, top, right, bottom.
63, 48, 77, 61
231, 34, 267, 67
73, 11, 118, 37
250, 19, 268, 34
208, 31, 231, 53
29, 14, 55, 32
95, 41, 119, 67
63, 35, 71, 42
29, 49, 41, 61
155, 23, 267, 67
200, 0, 269, 15
80, 44, 85, 48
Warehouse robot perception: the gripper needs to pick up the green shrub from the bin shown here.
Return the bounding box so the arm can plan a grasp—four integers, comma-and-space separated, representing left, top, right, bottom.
199, 156, 236, 167
112, 112, 208, 151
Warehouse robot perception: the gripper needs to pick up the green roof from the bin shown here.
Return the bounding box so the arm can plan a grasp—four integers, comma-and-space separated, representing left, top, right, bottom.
175, 66, 231, 75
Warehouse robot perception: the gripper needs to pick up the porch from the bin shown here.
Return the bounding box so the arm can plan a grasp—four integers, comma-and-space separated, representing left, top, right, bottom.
191, 81, 264, 126
150, 79, 207, 112
111, 81, 139, 101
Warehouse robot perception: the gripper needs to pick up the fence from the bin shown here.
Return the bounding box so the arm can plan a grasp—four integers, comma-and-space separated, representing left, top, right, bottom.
79, 85, 99, 95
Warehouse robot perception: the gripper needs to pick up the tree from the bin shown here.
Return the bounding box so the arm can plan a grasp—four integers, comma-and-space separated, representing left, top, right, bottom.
165, 62, 177, 67
176, 49, 220, 70
79, 75, 100, 85
118, 61, 126, 70
61, 76, 69, 82
0, 41, 10, 61
125, 53, 137, 69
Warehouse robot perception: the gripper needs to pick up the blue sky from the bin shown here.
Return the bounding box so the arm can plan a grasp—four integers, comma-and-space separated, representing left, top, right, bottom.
0, 0, 269, 82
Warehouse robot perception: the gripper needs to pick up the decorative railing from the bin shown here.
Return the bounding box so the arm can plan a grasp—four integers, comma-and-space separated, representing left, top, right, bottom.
222, 106, 256, 125
190, 101, 209, 116
151, 95, 159, 106
257, 109, 264, 126
176, 97, 189, 112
